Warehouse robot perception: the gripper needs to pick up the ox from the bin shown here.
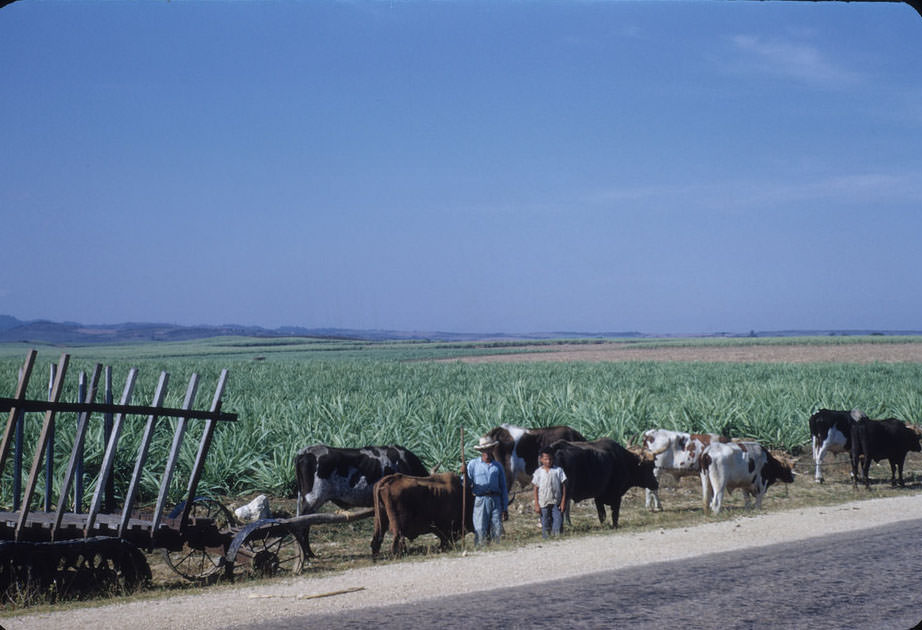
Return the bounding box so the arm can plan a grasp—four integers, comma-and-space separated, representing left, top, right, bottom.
485, 424, 587, 490
699, 441, 795, 514
640, 429, 728, 511
547, 438, 658, 528
809, 408, 867, 483
370, 472, 474, 560
850, 417, 921, 489
295, 444, 428, 557
295, 444, 428, 516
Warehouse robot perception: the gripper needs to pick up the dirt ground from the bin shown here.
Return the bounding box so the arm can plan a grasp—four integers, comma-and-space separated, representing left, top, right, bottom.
7, 491, 922, 630
448, 342, 922, 364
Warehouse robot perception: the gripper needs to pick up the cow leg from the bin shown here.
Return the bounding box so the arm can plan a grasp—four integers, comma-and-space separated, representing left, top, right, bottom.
862, 456, 872, 489
563, 498, 572, 527
370, 527, 383, 562
646, 468, 663, 512
303, 525, 316, 558
608, 496, 622, 529
594, 498, 607, 526
707, 469, 723, 514
891, 458, 906, 487
699, 470, 711, 513
851, 451, 861, 489
710, 488, 723, 515
812, 436, 826, 483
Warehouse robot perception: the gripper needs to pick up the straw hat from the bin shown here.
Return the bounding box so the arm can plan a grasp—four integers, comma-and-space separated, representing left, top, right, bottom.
473, 436, 499, 451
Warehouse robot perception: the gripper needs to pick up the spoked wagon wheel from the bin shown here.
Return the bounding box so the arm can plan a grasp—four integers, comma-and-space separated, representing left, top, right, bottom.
162, 497, 237, 583
225, 520, 305, 579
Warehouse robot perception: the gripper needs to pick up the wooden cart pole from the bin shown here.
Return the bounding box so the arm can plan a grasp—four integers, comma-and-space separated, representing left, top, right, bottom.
16, 353, 69, 540
150, 373, 199, 537
180, 369, 229, 530
460, 426, 466, 552
118, 371, 169, 538
0, 350, 36, 490
85, 368, 139, 537
52, 364, 102, 539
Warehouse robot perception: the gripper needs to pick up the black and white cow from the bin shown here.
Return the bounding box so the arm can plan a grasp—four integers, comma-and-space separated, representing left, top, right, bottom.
809, 408, 867, 483
547, 438, 658, 528
295, 444, 429, 516
699, 440, 796, 514
850, 418, 922, 489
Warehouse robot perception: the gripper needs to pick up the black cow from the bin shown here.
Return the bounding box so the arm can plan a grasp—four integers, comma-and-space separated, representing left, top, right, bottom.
809, 408, 866, 483
485, 424, 587, 490
850, 418, 921, 489
547, 438, 658, 528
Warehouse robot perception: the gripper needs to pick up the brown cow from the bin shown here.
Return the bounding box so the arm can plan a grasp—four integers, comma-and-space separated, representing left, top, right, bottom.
371, 472, 474, 561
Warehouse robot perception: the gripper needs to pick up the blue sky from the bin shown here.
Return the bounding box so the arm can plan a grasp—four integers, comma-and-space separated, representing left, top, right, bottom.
1, 1, 920, 335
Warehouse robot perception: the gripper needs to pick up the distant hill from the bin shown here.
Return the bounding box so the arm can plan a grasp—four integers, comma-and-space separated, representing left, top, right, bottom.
0, 315, 917, 345
0, 315, 647, 344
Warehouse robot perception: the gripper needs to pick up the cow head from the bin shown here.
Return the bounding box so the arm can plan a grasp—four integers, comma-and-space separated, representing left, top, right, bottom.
626, 446, 659, 490
763, 451, 796, 485
908, 428, 922, 452
637, 457, 659, 491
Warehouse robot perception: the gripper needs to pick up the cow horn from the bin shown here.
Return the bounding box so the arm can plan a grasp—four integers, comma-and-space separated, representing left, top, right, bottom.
630, 445, 658, 461
645, 445, 669, 457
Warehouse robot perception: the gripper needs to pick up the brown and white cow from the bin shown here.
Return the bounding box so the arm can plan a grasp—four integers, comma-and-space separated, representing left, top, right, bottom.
485, 424, 587, 490
699, 441, 795, 514
640, 429, 728, 511
370, 472, 474, 561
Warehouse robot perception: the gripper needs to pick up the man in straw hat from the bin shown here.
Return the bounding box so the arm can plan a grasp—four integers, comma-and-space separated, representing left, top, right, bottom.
465, 436, 509, 546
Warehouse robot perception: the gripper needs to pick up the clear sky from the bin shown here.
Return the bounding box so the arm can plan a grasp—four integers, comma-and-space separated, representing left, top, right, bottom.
1, 1, 920, 335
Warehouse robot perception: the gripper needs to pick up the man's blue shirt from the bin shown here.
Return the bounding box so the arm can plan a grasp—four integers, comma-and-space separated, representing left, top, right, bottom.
466, 458, 508, 512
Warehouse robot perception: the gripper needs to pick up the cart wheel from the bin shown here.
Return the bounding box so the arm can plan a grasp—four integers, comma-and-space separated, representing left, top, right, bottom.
162, 497, 237, 583
225, 520, 305, 579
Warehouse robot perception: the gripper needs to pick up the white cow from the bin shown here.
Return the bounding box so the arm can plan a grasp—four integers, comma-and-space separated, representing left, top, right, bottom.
699, 441, 795, 514
640, 429, 724, 512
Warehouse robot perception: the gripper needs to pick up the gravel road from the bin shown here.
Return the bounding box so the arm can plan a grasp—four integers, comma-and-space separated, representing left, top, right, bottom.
5, 494, 922, 630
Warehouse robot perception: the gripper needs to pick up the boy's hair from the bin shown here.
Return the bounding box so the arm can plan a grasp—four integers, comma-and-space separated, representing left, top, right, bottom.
539, 446, 555, 457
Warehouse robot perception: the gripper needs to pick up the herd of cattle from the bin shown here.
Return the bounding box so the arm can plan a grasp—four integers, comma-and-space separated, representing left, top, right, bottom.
261, 409, 922, 560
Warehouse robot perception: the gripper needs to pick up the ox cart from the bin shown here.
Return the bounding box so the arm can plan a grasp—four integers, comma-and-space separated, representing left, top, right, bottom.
0, 350, 372, 604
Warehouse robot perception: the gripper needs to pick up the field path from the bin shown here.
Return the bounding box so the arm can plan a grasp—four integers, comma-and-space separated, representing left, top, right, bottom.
444, 341, 922, 364
6, 494, 922, 629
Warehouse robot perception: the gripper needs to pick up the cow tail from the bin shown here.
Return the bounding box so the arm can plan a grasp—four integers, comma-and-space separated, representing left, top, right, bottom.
371, 479, 386, 559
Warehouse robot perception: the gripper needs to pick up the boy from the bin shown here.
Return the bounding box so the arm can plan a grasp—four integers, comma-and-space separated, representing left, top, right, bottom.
532, 447, 567, 538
